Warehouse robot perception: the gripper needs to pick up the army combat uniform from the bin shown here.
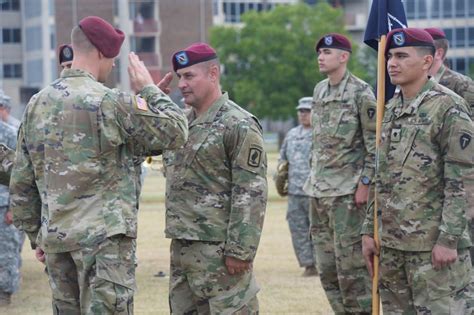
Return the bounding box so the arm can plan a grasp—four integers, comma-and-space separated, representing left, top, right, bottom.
279, 125, 316, 269
362, 79, 474, 314
0, 144, 15, 186
10, 68, 188, 314
0, 122, 21, 305
305, 70, 376, 314
164, 92, 267, 314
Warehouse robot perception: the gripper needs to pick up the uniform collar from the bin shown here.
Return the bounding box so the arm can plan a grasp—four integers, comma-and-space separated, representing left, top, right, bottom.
189, 92, 229, 127
433, 64, 447, 83
60, 68, 97, 82
321, 70, 351, 101
396, 78, 436, 117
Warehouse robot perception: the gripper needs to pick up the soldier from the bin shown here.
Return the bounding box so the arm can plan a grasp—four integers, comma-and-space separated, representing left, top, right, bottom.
163, 42, 267, 314
278, 96, 317, 277
0, 120, 20, 306
424, 28, 474, 113
0, 144, 15, 186
58, 44, 74, 69
304, 33, 375, 314
10, 16, 188, 314
0, 90, 20, 129
362, 28, 474, 314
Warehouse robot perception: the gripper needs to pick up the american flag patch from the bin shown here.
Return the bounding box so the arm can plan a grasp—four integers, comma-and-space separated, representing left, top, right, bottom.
136, 97, 148, 111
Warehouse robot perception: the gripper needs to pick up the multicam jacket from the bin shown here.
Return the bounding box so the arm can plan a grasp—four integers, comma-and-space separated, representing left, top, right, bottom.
434, 64, 474, 115
363, 79, 473, 251
304, 71, 377, 198
10, 68, 188, 253
163, 92, 267, 261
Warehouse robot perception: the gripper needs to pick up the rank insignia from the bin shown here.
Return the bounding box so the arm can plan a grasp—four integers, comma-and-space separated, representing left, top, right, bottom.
391, 128, 401, 142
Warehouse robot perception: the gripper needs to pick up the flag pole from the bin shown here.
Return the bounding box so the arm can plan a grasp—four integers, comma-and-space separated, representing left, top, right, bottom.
372, 34, 387, 315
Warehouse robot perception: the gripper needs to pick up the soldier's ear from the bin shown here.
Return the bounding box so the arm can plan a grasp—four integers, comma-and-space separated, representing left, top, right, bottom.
422, 54, 434, 70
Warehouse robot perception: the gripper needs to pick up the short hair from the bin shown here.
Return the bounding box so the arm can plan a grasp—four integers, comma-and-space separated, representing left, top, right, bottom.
433, 38, 449, 59
71, 26, 95, 54
415, 46, 435, 58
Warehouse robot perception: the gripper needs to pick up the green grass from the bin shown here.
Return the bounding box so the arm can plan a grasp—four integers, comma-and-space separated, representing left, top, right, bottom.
3, 153, 332, 314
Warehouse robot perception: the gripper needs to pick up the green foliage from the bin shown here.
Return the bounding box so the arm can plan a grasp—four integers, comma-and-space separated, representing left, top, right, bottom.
210, 2, 368, 119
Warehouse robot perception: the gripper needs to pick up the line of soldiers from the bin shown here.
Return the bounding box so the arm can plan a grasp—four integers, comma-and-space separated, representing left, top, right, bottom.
1, 15, 474, 315
275, 27, 474, 315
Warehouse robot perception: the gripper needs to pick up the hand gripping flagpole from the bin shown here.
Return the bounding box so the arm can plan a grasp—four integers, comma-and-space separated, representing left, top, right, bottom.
372, 34, 387, 315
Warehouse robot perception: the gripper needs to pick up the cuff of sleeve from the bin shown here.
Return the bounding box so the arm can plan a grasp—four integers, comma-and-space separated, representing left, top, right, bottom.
360, 168, 375, 182
25, 231, 38, 249
138, 84, 162, 99
361, 220, 374, 237
436, 231, 459, 249
224, 242, 256, 261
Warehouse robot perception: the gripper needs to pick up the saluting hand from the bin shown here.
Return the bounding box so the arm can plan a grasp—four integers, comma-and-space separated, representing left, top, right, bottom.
432, 244, 457, 270
225, 256, 252, 275
157, 72, 173, 95
128, 52, 154, 93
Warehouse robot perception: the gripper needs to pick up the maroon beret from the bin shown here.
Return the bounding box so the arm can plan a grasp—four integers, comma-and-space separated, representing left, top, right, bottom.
315, 33, 352, 53
79, 16, 124, 58
424, 27, 446, 40
172, 43, 217, 72
385, 28, 434, 56
58, 44, 74, 64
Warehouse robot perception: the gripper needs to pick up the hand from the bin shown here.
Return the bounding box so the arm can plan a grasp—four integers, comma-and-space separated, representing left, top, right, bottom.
432, 244, 457, 270
362, 235, 379, 278
354, 182, 369, 208
157, 72, 173, 95
4, 210, 12, 225
225, 256, 252, 275
128, 52, 154, 93
35, 247, 46, 264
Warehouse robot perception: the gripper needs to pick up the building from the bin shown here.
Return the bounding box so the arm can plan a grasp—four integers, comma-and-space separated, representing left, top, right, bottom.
404, 0, 474, 75
0, 0, 213, 116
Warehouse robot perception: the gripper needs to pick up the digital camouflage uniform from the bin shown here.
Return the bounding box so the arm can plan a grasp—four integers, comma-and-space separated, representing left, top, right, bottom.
164, 92, 267, 314
0, 144, 15, 186
279, 125, 316, 268
434, 65, 474, 266
0, 121, 21, 301
304, 70, 376, 314
10, 68, 188, 314
362, 79, 474, 314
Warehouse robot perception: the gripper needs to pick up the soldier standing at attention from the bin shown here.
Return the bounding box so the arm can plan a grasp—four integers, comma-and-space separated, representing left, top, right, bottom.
424, 27, 474, 113
278, 97, 318, 277
9, 16, 188, 314
0, 109, 20, 306
304, 33, 376, 314
164, 42, 267, 314
362, 28, 474, 314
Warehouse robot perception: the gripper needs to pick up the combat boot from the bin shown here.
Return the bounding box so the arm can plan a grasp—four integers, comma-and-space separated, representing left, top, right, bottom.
302, 265, 318, 277
0, 291, 11, 306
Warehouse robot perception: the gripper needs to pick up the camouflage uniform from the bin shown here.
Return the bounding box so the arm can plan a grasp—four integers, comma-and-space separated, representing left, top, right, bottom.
279, 125, 316, 268
0, 144, 15, 186
164, 92, 267, 314
10, 68, 188, 314
362, 79, 474, 314
304, 70, 376, 314
434, 65, 474, 266
0, 121, 21, 301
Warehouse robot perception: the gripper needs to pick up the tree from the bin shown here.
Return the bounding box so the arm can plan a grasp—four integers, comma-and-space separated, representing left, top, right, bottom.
210, 2, 368, 119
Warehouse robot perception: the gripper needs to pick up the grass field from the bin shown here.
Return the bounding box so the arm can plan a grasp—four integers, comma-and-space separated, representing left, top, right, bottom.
2, 153, 332, 314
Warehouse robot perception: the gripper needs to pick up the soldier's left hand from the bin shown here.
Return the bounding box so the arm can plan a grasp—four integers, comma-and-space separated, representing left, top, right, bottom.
225, 256, 252, 275
431, 244, 457, 270
128, 52, 154, 93
4, 210, 13, 225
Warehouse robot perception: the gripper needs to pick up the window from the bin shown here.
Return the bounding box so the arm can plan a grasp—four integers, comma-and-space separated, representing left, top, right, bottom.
455, 0, 466, 17
25, 26, 42, 51
455, 58, 466, 74
131, 37, 155, 53
2, 28, 21, 43
24, 0, 42, 18
49, 0, 55, 16
418, 0, 427, 19
50, 25, 56, 50
432, 0, 441, 18
470, 0, 474, 17
444, 28, 453, 43
405, 0, 415, 19
469, 27, 474, 47
1, 0, 20, 10
3, 64, 22, 78
454, 28, 466, 48
442, 0, 452, 18
26, 59, 43, 85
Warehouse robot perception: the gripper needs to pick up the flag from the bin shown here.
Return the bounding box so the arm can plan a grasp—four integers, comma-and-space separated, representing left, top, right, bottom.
364, 0, 408, 101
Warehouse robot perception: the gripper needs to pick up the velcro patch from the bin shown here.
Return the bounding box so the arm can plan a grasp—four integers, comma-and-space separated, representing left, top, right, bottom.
248, 147, 262, 167
135, 96, 148, 111
460, 133, 471, 150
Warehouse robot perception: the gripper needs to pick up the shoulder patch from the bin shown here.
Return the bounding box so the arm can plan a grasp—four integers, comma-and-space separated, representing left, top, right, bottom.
248, 147, 262, 167
134, 96, 148, 111
460, 133, 471, 150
